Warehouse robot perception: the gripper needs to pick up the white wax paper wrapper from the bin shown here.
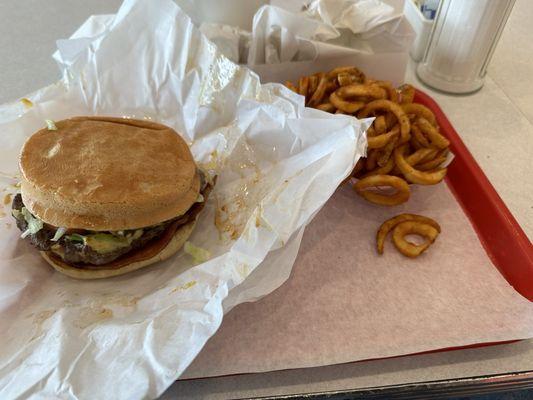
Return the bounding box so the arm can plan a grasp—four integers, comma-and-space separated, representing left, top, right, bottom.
304, 0, 398, 34
199, 23, 251, 64
197, 0, 411, 66
0, 0, 368, 398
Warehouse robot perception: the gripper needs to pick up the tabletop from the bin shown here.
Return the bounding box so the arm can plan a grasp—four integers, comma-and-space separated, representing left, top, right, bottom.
1, 0, 532, 399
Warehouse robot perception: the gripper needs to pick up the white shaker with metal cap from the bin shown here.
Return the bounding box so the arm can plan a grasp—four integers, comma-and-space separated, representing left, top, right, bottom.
417, 0, 515, 94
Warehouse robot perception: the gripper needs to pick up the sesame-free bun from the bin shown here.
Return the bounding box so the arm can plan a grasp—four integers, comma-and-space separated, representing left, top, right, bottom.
41, 219, 196, 279
20, 116, 199, 230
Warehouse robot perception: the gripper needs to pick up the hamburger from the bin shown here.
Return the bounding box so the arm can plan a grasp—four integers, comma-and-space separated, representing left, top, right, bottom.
11, 116, 213, 279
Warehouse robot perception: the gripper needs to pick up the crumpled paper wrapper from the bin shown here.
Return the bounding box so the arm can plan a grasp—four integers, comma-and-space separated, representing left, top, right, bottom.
304, 0, 399, 34
0, 0, 368, 398
197, 0, 411, 65
195, 0, 414, 84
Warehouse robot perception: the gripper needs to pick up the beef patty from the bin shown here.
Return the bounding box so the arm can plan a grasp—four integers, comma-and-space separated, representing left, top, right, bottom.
12, 173, 213, 266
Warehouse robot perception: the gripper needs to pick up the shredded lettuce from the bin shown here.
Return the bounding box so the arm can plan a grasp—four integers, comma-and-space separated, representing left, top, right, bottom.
20, 207, 43, 238
196, 193, 204, 203
12, 209, 22, 219
51, 227, 67, 242
184, 241, 211, 264
21, 98, 34, 108
45, 119, 58, 130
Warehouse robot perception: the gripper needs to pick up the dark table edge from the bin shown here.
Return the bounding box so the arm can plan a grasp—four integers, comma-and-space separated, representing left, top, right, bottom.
242, 370, 533, 400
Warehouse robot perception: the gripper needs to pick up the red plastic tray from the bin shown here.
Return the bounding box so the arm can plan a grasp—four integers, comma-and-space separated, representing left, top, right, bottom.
180, 90, 533, 384
415, 90, 533, 301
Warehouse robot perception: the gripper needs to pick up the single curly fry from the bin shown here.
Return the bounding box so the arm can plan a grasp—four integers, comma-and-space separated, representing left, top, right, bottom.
392, 221, 440, 258
377, 213, 441, 254
353, 174, 410, 206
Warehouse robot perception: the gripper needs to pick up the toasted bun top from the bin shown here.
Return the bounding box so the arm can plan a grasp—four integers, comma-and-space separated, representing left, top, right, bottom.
20, 116, 199, 230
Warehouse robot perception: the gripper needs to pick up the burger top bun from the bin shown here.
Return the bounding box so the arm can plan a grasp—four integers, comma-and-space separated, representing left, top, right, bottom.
19, 116, 199, 231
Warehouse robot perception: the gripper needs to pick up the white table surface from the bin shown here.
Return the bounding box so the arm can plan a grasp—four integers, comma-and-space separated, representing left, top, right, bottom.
1, 1, 532, 399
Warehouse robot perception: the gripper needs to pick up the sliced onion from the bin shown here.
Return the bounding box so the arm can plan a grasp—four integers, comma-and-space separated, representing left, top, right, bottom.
51, 227, 67, 242
20, 229, 32, 239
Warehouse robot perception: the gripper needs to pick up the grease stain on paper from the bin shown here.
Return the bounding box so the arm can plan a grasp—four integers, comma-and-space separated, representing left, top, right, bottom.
32, 309, 57, 324
215, 178, 262, 239
77, 293, 140, 310
214, 141, 263, 241
28, 309, 57, 341
98, 294, 140, 308
59, 293, 139, 328
199, 150, 219, 171
3, 193, 12, 205
215, 195, 244, 240
74, 307, 113, 329
198, 52, 239, 106
254, 204, 273, 232
24, 293, 139, 339
170, 280, 197, 293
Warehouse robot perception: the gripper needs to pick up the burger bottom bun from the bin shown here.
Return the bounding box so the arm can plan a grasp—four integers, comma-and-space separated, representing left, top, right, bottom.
41, 219, 196, 280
